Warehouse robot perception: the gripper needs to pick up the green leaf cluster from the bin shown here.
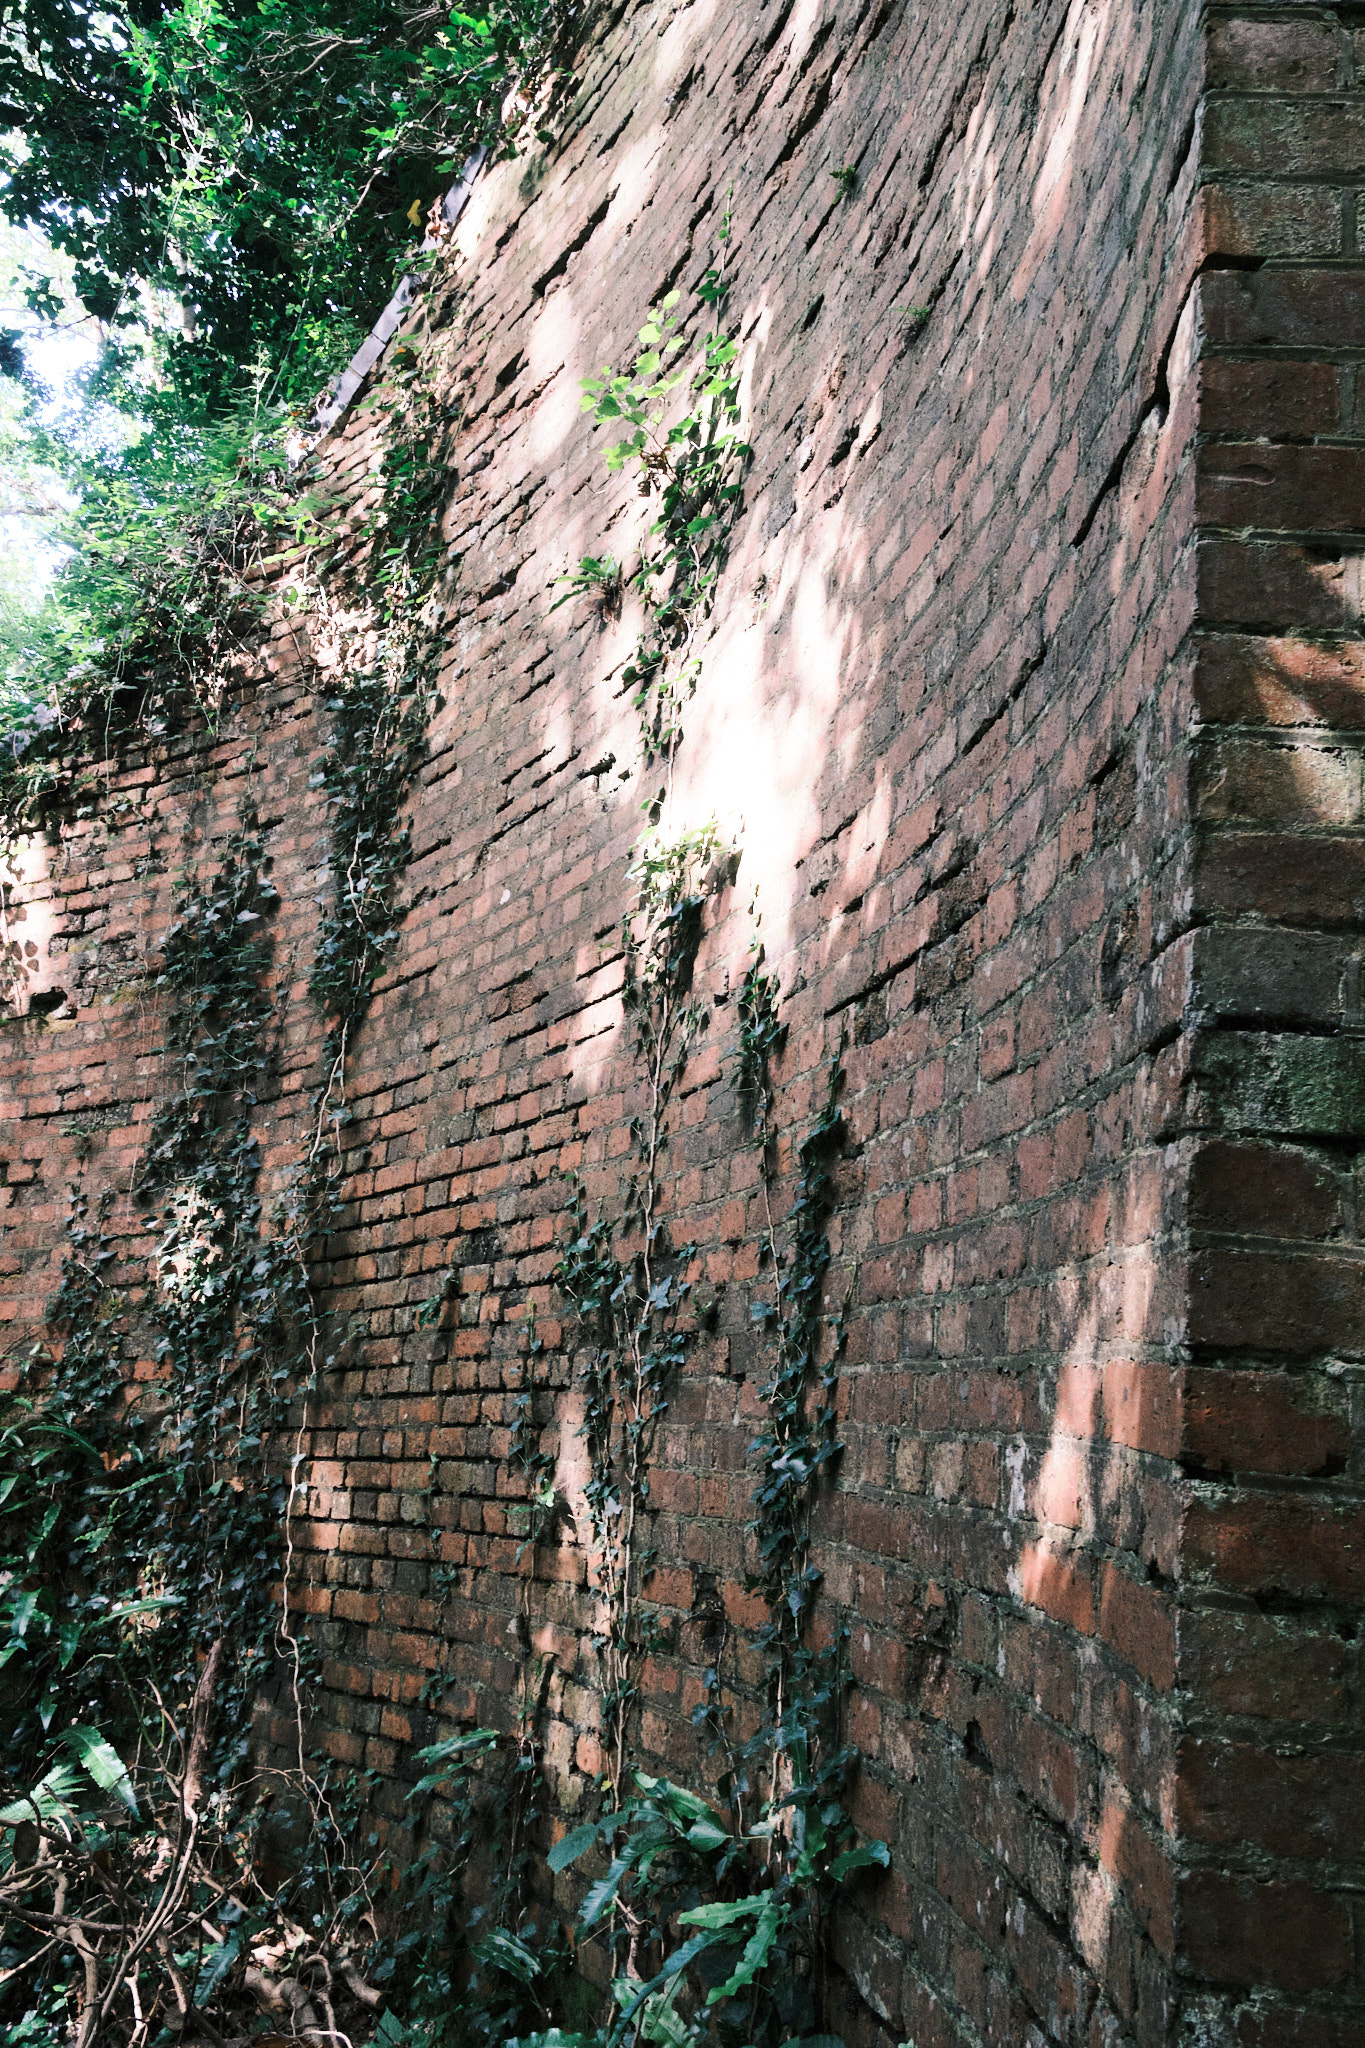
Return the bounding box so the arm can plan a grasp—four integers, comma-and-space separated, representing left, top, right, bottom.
576, 266, 749, 797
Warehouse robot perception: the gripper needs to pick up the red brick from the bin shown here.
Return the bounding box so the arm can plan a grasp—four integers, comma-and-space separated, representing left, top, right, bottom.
1178, 1738, 1365, 1861
1180, 1609, 1348, 1726
1178, 1871, 1353, 1992
1198, 361, 1342, 442
1206, 18, 1341, 93
1203, 267, 1365, 351
1196, 632, 1365, 730
1203, 100, 1365, 180
1186, 1496, 1365, 1599
1189, 1247, 1365, 1355
1196, 538, 1352, 633
1183, 1368, 1351, 1478
1197, 443, 1365, 538
1195, 831, 1365, 928
0, 10, 1360, 2045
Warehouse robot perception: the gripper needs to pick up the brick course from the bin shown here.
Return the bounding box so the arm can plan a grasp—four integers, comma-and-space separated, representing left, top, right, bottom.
1, 1, 1362, 2041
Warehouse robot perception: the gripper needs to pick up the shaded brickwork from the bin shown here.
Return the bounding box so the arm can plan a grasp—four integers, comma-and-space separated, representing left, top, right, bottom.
1174, 9, 1365, 2042
0, 2, 1361, 2042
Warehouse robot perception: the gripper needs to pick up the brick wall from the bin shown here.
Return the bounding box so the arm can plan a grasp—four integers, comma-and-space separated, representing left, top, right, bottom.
1175, 8, 1365, 2044
1, 1, 1361, 2041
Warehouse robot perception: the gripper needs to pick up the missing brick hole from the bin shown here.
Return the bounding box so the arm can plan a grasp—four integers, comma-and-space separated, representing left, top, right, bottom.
963, 1719, 993, 1774
1166, 106, 1197, 194
28, 988, 72, 1017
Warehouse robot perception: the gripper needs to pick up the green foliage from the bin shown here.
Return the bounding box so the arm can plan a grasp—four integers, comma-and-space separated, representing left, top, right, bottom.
0, 0, 570, 818
386, 1718, 587, 2047
578, 253, 749, 804
552, 553, 624, 621
0, 216, 469, 2046
309, 641, 433, 1032
531, 1755, 885, 2048
0, 392, 318, 832
0, 818, 384, 2043
735, 937, 787, 1143
547, 253, 883, 2047
830, 166, 857, 200
2, 823, 290, 1762
556, 821, 723, 1787
747, 1038, 848, 1649
510, 1318, 557, 1560
0, 0, 575, 416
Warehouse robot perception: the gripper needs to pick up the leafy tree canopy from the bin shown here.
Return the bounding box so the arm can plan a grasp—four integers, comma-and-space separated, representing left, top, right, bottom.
0, 0, 564, 410
0, 0, 569, 751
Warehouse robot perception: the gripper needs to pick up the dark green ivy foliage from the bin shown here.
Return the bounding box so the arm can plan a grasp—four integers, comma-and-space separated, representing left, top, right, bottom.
0, 289, 472, 2031
0, 820, 417, 2042
0, 826, 287, 1766
308, 411, 456, 1041
310, 658, 432, 1034
545, 1029, 886, 2048
747, 1036, 847, 1644
554, 825, 721, 1792
0, 830, 299, 2038
735, 945, 787, 1140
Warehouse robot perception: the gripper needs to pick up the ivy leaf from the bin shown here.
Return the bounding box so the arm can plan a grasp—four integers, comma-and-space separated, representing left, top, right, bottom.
193, 1928, 243, 2006
705, 1895, 782, 2005
580, 1855, 630, 1926
677, 1893, 770, 1931
505, 2034, 597, 2048
474, 1928, 541, 1984
685, 1815, 731, 1853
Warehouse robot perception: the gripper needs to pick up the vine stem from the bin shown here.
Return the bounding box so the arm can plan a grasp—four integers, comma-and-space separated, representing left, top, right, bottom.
280, 1385, 313, 1780
609, 970, 672, 1791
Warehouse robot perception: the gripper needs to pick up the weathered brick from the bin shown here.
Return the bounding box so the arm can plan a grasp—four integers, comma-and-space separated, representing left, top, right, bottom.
1179, 1607, 1349, 1726
1202, 266, 1365, 350
1177, 1870, 1354, 1992
1183, 1367, 1351, 1477
1206, 17, 1341, 93
1194, 633, 1365, 732
1186, 1495, 1365, 1598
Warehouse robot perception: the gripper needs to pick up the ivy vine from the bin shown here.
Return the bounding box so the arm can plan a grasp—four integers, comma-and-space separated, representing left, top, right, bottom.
538, 243, 884, 2048
0, 184, 892, 2048
0, 254, 471, 2046
555, 820, 724, 1791
571, 240, 748, 819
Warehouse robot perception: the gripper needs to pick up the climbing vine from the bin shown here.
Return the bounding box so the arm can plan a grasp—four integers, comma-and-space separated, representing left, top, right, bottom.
547, 998, 878, 2048
0, 235, 475, 2045
570, 237, 748, 818
556, 819, 725, 1791
0, 185, 890, 2048
0, 821, 386, 2048
540, 245, 883, 2048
